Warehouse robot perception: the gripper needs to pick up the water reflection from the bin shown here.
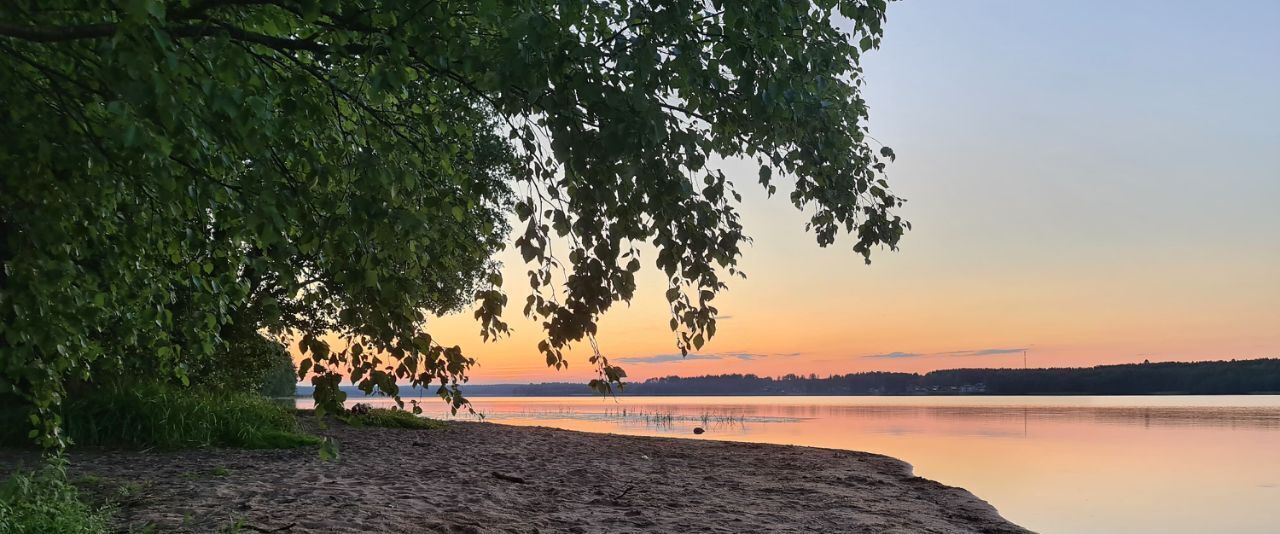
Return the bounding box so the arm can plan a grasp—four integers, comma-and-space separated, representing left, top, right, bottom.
795, 404, 1280, 429
297, 395, 1280, 533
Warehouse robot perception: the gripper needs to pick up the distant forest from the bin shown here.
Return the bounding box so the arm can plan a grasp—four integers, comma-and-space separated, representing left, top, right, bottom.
301, 359, 1280, 397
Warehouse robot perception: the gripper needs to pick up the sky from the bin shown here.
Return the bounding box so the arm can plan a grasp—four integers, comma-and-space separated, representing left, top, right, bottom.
412, 1, 1280, 383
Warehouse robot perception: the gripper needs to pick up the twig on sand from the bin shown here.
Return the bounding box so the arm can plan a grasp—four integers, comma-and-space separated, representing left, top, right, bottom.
611, 485, 634, 502
491, 471, 526, 484
240, 522, 296, 533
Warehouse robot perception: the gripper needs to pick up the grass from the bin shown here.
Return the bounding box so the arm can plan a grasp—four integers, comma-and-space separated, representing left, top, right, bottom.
594, 408, 747, 430
221, 517, 247, 533
337, 407, 446, 430
0, 384, 320, 450
0, 464, 111, 534
113, 480, 145, 500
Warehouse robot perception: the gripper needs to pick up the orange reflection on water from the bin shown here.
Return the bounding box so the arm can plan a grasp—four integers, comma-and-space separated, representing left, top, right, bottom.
299, 395, 1280, 533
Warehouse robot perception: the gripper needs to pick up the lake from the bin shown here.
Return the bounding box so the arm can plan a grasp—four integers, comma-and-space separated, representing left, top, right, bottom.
297, 395, 1280, 533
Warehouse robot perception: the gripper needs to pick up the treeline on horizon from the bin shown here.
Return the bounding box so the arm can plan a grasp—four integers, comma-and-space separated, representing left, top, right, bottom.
305, 358, 1280, 397
623, 358, 1280, 396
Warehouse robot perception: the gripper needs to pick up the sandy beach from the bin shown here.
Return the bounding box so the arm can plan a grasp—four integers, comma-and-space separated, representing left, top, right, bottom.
6, 419, 1028, 533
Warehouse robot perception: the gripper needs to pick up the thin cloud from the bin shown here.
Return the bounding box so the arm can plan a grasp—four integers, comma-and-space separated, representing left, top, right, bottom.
864, 351, 925, 359
943, 348, 1027, 357
720, 351, 802, 360
722, 352, 762, 361
864, 348, 1027, 359
616, 353, 721, 364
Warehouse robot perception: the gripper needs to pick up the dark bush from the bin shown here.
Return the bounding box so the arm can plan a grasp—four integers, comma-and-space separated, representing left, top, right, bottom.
189, 328, 297, 397
0, 384, 317, 449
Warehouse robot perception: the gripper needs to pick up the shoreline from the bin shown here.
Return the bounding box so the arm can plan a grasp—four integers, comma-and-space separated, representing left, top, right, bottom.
7, 419, 1029, 533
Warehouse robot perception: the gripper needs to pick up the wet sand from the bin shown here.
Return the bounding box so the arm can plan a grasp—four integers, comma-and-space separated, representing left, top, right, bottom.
9, 420, 1029, 533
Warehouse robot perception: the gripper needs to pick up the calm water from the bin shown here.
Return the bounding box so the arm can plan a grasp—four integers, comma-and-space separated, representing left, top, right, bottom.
298, 395, 1280, 533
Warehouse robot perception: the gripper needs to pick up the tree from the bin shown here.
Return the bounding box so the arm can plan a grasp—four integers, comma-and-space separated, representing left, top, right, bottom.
0, 0, 906, 447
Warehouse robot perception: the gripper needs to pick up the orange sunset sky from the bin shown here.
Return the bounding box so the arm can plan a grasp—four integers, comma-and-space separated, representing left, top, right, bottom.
303, 2, 1280, 384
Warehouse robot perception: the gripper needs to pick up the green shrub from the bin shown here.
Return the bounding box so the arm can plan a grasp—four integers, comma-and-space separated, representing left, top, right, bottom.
188, 329, 297, 397
338, 408, 445, 430
0, 464, 111, 534
257, 349, 298, 398
0, 384, 318, 449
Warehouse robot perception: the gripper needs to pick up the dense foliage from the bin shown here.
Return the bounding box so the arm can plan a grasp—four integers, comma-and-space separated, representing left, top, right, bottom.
1, 0, 903, 447
186, 328, 297, 397
257, 343, 299, 398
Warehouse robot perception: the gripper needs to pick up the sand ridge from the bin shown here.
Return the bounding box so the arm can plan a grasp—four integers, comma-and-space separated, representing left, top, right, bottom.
17, 420, 1031, 533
